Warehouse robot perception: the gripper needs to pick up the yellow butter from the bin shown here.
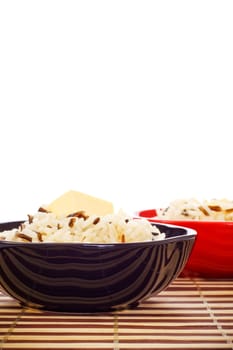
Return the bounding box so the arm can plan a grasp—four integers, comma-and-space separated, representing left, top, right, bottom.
46, 190, 114, 216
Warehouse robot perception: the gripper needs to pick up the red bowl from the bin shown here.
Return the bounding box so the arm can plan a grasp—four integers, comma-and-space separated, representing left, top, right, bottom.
137, 209, 233, 278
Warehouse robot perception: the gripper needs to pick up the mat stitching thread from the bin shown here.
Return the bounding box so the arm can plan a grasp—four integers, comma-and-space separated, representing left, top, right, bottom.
113, 314, 120, 350
193, 278, 233, 350
0, 306, 26, 350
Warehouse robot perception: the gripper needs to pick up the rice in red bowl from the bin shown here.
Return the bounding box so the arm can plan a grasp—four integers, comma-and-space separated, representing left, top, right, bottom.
136, 199, 233, 278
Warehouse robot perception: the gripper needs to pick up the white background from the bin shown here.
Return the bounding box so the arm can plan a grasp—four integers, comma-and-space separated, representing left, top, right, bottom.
0, 0, 233, 221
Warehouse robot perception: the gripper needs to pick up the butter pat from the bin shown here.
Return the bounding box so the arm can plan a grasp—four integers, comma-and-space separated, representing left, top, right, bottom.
46, 190, 114, 216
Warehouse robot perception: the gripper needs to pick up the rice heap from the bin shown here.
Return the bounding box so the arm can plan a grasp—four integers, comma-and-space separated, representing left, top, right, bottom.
0, 208, 164, 243
157, 198, 233, 221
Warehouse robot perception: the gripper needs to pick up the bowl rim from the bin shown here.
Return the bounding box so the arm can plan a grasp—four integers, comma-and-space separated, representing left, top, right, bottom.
0, 220, 197, 248
136, 209, 233, 225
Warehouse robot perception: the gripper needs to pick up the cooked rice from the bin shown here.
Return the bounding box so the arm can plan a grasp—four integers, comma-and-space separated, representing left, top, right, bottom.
0, 209, 164, 243
157, 198, 233, 221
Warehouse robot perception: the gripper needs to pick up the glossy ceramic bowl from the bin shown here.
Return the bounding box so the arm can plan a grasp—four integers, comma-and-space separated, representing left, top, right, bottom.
0, 220, 196, 313
137, 209, 233, 278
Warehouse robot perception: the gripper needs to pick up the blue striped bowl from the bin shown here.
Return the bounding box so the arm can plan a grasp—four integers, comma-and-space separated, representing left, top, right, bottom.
0, 221, 196, 313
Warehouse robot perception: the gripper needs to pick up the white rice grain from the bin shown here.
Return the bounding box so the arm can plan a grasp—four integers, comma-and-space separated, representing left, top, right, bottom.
0, 210, 164, 243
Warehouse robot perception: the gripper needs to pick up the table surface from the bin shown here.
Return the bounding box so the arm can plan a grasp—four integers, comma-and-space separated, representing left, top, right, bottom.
0, 277, 233, 350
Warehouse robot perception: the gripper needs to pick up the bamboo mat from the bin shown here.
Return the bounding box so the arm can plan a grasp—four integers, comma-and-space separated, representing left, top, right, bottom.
0, 278, 233, 350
